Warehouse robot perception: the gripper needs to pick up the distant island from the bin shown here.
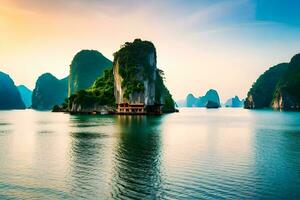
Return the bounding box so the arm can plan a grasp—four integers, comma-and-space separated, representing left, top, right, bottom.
180, 89, 221, 108
178, 91, 244, 108
31, 50, 112, 110
53, 39, 177, 114
245, 53, 300, 110
0, 71, 25, 110
225, 96, 244, 108
31, 73, 68, 110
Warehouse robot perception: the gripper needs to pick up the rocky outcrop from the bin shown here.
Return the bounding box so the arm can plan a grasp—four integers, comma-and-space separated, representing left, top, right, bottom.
68, 50, 112, 96
244, 63, 289, 109
69, 102, 115, 114
0, 71, 25, 110
17, 85, 32, 108
245, 53, 300, 110
185, 89, 221, 107
272, 90, 300, 110
113, 39, 176, 113
225, 96, 244, 108
113, 40, 156, 105
32, 73, 68, 110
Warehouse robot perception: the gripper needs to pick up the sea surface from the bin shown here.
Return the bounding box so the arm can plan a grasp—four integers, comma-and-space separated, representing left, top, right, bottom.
0, 108, 300, 199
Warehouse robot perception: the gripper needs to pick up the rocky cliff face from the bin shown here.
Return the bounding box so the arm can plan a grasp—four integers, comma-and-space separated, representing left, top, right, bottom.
0, 71, 25, 110
272, 90, 300, 110
69, 102, 115, 114
114, 54, 156, 105
113, 39, 175, 112
69, 50, 112, 96
17, 85, 32, 108
32, 73, 68, 110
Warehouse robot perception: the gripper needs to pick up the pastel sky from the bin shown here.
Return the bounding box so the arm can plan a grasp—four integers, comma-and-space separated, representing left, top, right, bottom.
1, 0, 300, 102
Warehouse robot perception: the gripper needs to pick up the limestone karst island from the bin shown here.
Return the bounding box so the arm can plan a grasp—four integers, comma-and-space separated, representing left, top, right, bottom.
53, 39, 176, 115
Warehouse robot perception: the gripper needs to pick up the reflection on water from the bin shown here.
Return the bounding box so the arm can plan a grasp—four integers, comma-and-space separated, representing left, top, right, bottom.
0, 109, 300, 199
68, 115, 114, 198
111, 116, 163, 199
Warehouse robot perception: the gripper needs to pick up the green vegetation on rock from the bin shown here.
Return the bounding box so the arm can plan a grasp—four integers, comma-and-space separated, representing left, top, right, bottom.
275, 54, 300, 102
245, 53, 300, 110
32, 73, 68, 110
245, 63, 288, 109
68, 68, 115, 108
155, 69, 175, 112
113, 39, 155, 98
69, 50, 112, 96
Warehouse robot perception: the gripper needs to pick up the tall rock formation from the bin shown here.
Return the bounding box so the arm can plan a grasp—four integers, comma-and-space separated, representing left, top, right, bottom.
17, 85, 32, 108
0, 71, 25, 110
68, 50, 112, 96
32, 73, 68, 110
113, 39, 157, 106
112, 39, 175, 113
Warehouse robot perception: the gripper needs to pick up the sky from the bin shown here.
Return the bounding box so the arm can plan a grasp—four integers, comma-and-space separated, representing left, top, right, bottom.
1, 0, 300, 102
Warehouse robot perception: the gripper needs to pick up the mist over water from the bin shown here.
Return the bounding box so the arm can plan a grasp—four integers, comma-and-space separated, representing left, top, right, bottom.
0, 109, 300, 199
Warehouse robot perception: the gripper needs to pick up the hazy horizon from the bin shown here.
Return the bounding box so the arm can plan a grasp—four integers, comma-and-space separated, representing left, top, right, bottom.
1, 0, 300, 102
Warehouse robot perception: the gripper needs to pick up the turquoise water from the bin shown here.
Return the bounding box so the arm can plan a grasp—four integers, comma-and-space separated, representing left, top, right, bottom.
0, 108, 300, 199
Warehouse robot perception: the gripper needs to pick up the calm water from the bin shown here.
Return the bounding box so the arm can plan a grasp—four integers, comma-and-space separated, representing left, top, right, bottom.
0, 108, 300, 199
